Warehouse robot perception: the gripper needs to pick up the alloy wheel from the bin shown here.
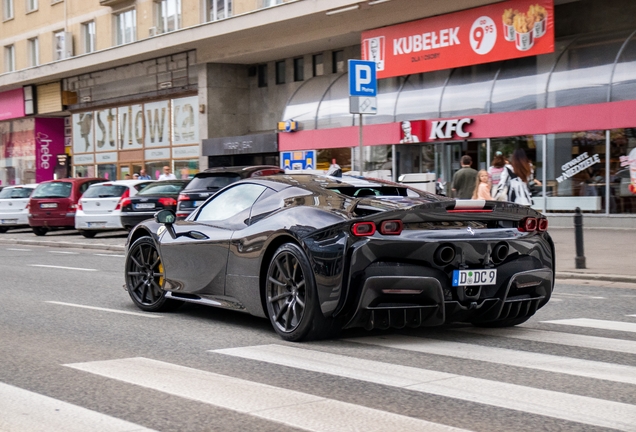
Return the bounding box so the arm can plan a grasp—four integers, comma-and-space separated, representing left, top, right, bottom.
126, 240, 165, 306
267, 250, 307, 333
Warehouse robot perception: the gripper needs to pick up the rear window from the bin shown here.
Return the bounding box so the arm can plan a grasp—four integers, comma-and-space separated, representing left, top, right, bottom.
0, 187, 34, 199
185, 174, 241, 191
137, 181, 188, 196
32, 182, 73, 199
82, 185, 128, 198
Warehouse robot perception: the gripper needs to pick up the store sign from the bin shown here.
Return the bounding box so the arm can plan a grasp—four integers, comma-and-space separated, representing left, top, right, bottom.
429, 118, 474, 140
35, 118, 64, 183
95, 152, 118, 163
119, 104, 144, 150
74, 153, 95, 165
556, 152, 601, 183
172, 145, 199, 159
72, 112, 94, 154
145, 148, 170, 160
0, 89, 26, 121
172, 96, 199, 145
94, 108, 118, 152
145, 100, 170, 148
361, 0, 554, 79
202, 133, 278, 156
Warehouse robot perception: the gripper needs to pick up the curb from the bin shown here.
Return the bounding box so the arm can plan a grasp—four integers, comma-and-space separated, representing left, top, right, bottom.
0, 238, 126, 252
555, 271, 636, 284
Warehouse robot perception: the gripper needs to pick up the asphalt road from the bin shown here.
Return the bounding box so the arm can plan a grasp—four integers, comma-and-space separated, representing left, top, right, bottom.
1, 244, 636, 431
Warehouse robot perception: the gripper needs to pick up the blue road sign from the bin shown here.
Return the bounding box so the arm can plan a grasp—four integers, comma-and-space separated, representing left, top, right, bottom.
281, 150, 316, 171
348, 60, 377, 97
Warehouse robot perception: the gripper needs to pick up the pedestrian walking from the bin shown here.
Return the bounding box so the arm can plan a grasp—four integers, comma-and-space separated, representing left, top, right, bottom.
495, 148, 541, 206
451, 155, 478, 199
472, 169, 493, 200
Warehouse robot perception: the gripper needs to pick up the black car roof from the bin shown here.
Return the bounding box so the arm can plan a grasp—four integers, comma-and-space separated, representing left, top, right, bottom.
200, 165, 283, 177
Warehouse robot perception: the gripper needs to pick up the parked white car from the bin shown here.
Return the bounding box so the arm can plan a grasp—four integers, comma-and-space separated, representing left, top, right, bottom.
0, 184, 38, 233
75, 180, 154, 238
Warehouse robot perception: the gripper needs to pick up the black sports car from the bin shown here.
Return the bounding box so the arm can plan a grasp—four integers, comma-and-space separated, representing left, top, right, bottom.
120, 180, 189, 230
124, 174, 554, 341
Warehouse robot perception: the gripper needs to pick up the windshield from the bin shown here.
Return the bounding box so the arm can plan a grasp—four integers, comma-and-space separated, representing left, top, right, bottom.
185, 174, 241, 191
0, 187, 34, 199
82, 185, 128, 198
32, 182, 72, 199
137, 181, 188, 196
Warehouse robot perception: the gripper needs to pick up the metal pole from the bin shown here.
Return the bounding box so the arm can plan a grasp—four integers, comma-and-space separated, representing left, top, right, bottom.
486, 138, 491, 171
574, 207, 586, 269
391, 144, 396, 182
605, 129, 610, 215
359, 113, 364, 176
542, 134, 547, 213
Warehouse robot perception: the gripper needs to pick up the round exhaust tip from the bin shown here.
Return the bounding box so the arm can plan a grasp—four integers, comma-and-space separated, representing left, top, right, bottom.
492, 242, 509, 264
434, 244, 456, 266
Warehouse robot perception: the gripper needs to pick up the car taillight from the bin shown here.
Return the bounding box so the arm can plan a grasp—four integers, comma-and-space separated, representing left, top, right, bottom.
120, 197, 132, 208
69, 203, 78, 211
115, 189, 131, 210
176, 213, 189, 218
538, 218, 548, 232
178, 193, 190, 201
351, 222, 376, 237
159, 197, 177, 207
379, 220, 403, 235
518, 217, 538, 232
77, 201, 83, 211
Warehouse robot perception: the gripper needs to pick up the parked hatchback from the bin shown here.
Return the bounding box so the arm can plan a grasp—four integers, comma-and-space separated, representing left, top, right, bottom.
28, 178, 105, 236
75, 180, 154, 238
120, 180, 189, 230
176, 166, 284, 219
0, 184, 39, 233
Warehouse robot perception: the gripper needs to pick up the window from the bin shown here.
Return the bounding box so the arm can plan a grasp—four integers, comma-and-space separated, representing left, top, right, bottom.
26, 0, 37, 12
257, 64, 268, 87
261, 0, 282, 7
197, 183, 266, 222
2, 0, 14, 20
332, 50, 344, 73
116, 9, 137, 45
27, 37, 38, 66
156, 0, 181, 34
293, 57, 304, 82
209, 0, 232, 21
53, 30, 66, 60
4, 45, 15, 72
313, 53, 324, 77
82, 21, 95, 54
275, 60, 285, 85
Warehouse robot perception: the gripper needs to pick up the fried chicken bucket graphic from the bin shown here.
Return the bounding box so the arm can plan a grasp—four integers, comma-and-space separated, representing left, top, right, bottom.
502, 9, 517, 42
528, 4, 548, 38
514, 12, 534, 50
503, 4, 548, 51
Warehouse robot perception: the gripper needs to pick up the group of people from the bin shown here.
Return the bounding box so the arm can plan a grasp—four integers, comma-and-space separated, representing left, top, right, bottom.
122, 166, 177, 181
451, 149, 540, 206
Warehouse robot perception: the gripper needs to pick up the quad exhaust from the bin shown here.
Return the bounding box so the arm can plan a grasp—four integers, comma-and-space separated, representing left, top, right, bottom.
434, 244, 456, 266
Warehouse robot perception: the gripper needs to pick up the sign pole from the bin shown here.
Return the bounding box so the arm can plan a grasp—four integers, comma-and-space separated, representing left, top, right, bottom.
359, 114, 363, 176
348, 59, 377, 179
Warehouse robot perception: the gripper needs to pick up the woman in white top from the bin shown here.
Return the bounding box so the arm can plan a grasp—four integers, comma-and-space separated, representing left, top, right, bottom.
496, 148, 541, 206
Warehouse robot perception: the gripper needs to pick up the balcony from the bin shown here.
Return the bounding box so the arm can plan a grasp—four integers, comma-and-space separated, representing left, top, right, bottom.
99, 0, 133, 6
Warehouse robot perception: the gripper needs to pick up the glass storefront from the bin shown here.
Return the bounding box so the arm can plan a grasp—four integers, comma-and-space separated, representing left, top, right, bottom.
0, 119, 36, 186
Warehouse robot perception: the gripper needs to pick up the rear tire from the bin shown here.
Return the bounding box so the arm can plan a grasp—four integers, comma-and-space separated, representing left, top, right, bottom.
0, 227, 7, 233
125, 236, 183, 312
265, 243, 334, 341
79, 230, 97, 238
32, 227, 48, 236
473, 316, 532, 328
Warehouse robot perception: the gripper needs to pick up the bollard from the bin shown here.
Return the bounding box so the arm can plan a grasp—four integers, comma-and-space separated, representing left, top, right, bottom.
574, 207, 586, 269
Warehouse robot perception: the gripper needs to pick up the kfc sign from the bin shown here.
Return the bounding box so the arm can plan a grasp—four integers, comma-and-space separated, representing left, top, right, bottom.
362, 0, 554, 79
429, 118, 474, 140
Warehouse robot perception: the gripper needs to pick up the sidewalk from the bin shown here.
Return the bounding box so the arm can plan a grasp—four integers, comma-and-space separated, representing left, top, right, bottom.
0, 227, 633, 284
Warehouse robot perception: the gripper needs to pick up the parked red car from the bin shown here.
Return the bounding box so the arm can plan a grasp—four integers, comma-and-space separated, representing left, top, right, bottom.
28, 178, 105, 236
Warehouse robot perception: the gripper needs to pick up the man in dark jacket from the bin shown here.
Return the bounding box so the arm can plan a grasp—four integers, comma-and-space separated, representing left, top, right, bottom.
451, 155, 478, 199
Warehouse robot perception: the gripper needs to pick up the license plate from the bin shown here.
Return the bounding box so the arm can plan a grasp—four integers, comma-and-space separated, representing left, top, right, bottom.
452, 269, 497, 286
193, 201, 202, 207
135, 203, 155, 209
0, 219, 17, 224
87, 222, 106, 228
40, 203, 58, 208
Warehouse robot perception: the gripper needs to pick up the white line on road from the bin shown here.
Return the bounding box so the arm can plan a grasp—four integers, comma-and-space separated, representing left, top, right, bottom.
542, 318, 636, 334
346, 335, 636, 386
94, 253, 125, 258
6, 248, 32, 251
65, 357, 469, 432
627, 315, 636, 318
0, 382, 157, 432
552, 293, 605, 299
30, 264, 97, 272
457, 327, 636, 355
45, 301, 162, 318
48, 251, 80, 255
214, 344, 636, 431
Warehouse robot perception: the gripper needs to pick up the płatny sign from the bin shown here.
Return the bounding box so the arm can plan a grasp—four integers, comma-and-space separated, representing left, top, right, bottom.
429, 118, 473, 140
556, 152, 601, 183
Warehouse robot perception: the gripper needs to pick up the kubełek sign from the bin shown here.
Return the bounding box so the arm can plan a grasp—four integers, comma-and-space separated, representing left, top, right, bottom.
361, 0, 554, 79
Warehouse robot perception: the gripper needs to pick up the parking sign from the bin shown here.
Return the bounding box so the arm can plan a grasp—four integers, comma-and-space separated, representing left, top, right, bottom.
348, 60, 377, 97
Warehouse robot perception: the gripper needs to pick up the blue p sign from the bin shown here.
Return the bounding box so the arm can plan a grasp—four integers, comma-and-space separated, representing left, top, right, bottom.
349, 60, 377, 97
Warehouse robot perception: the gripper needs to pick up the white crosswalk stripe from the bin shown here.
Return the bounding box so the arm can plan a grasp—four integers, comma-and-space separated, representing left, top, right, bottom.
0, 382, 157, 432
65, 357, 471, 432
542, 318, 636, 333
213, 344, 636, 431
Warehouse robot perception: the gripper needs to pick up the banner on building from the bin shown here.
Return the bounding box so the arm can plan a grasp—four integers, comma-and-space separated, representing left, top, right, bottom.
361, 0, 554, 79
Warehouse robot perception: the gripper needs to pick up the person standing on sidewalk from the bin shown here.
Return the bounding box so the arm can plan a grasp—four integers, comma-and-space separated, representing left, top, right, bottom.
451, 155, 478, 199
158, 166, 176, 180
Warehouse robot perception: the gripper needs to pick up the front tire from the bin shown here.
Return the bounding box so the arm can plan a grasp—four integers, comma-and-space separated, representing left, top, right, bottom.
265, 243, 332, 341
32, 227, 48, 236
125, 236, 182, 312
0, 227, 7, 233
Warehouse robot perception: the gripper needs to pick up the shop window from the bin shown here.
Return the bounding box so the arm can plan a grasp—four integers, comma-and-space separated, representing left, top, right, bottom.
257, 64, 268, 87
174, 159, 199, 180
3, 0, 14, 20
332, 50, 344, 74
116, 9, 137, 46
155, 0, 181, 34
97, 164, 117, 181
4, 44, 14, 72
27, 37, 39, 67
74, 165, 96, 179
610, 128, 636, 214
209, 0, 232, 21
26, 0, 37, 13
82, 21, 96, 54
313, 53, 324, 77
275, 60, 285, 85
293, 57, 304, 82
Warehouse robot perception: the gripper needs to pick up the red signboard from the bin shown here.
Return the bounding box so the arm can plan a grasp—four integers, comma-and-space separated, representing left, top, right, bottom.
361, 0, 554, 79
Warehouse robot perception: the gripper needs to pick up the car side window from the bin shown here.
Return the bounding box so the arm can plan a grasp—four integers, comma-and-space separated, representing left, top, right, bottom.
79, 182, 91, 195
196, 183, 267, 222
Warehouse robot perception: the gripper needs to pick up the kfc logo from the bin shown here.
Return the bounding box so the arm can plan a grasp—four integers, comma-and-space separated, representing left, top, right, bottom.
429, 118, 473, 140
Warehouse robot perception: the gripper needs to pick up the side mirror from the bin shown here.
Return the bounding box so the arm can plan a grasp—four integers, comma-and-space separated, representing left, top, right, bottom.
155, 209, 176, 224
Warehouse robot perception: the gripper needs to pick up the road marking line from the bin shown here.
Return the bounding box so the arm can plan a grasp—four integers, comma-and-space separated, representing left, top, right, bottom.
553, 293, 605, 299
0, 382, 157, 432
346, 335, 636, 386
6, 248, 32, 251
45, 301, 162, 318
65, 357, 469, 432
456, 327, 636, 355
627, 315, 636, 318
48, 251, 80, 255
94, 253, 125, 258
30, 264, 97, 272
213, 344, 636, 431
542, 318, 636, 334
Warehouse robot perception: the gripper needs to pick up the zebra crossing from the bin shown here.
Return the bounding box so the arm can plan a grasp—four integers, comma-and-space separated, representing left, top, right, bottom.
4, 314, 636, 432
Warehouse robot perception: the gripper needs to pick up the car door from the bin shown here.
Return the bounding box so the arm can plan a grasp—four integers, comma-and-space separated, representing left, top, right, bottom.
158, 183, 269, 297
